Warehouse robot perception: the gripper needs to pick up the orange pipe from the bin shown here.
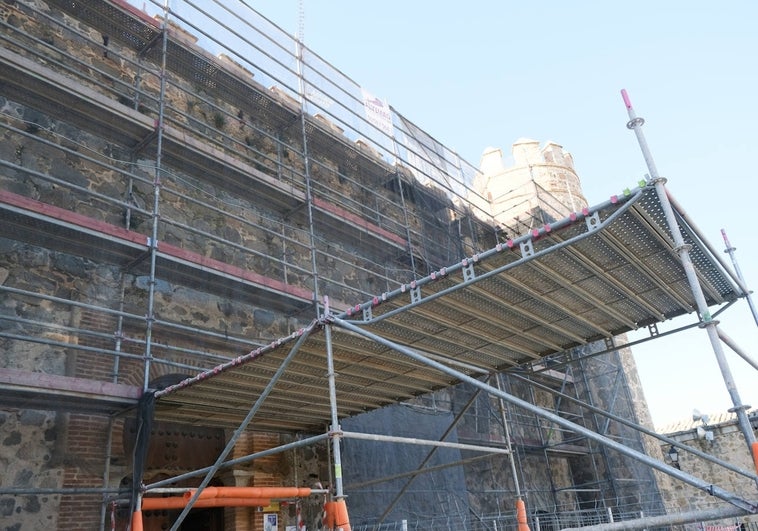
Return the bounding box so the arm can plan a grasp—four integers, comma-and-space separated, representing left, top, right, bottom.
183, 486, 311, 500
515, 499, 530, 531
131, 510, 144, 531
752, 441, 758, 475
142, 496, 270, 510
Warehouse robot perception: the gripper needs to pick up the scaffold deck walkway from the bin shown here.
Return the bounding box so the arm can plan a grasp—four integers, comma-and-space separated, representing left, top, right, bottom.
153, 181, 743, 432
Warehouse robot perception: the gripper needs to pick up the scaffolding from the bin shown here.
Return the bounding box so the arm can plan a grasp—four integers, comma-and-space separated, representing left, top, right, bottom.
0, 0, 757, 530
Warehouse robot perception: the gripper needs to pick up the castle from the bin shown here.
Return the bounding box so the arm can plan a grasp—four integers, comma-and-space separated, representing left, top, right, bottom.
1, 1, 755, 530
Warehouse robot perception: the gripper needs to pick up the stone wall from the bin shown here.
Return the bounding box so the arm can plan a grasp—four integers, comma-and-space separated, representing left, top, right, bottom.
0, 234, 321, 528
0, 1, 677, 530
0, 409, 62, 530
658, 412, 758, 529
0, 239, 120, 529
0, 86, 313, 523
0, 1, 484, 528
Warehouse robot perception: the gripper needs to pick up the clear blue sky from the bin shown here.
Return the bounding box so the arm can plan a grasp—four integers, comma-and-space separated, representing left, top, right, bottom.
185, 1, 758, 429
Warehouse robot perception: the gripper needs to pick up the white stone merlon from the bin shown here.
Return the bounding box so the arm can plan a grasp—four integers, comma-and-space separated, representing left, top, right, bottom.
472, 139, 587, 236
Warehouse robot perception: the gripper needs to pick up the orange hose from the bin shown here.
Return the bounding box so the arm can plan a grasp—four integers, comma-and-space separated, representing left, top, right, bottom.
515, 499, 530, 531
183, 486, 311, 500
131, 510, 144, 531
142, 496, 270, 510
752, 441, 758, 476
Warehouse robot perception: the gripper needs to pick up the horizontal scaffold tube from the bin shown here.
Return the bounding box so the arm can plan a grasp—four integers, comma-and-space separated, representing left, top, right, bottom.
142, 497, 270, 510
183, 487, 312, 500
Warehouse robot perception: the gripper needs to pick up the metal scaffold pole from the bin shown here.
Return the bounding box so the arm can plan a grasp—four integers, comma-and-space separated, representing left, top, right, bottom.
323, 297, 352, 531
295, 25, 321, 318
331, 314, 757, 513
375, 387, 487, 525
324, 321, 345, 498
721, 228, 758, 327
495, 373, 530, 531
620, 89, 758, 465
166, 321, 316, 531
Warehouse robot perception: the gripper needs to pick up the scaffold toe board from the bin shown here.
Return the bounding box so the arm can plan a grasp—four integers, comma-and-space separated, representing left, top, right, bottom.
153, 184, 743, 432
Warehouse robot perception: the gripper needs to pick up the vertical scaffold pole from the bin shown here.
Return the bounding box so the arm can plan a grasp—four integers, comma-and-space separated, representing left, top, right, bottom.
324, 323, 344, 496
166, 322, 316, 531
294, 25, 321, 318
621, 90, 757, 462
324, 297, 351, 530
140, 0, 172, 394
495, 373, 531, 531
721, 229, 758, 327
